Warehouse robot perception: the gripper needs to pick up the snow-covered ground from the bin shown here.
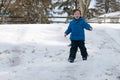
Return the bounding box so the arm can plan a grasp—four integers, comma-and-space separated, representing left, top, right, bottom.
0, 23, 120, 80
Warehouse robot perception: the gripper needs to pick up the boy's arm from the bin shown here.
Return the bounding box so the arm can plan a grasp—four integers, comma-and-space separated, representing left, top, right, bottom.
83, 20, 93, 31
64, 23, 72, 37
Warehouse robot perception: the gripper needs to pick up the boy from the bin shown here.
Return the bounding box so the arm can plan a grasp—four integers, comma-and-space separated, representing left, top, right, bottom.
64, 9, 93, 63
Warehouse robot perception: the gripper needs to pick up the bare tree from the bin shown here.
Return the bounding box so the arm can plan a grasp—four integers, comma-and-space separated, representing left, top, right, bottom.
77, 0, 91, 18
0, 0, 12, 23
0, 0, 53, 24
95, 0, 120, 14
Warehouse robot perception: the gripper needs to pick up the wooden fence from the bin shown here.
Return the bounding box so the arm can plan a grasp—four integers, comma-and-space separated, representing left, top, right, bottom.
0, 16, 26, 24
49, 16, 120, 23
0, 16, 120, 24
88, 17, 120, 23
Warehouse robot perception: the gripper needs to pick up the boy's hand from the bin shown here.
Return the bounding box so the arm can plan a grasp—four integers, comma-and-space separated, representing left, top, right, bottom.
89, 27, 93, 31
64, 34, 67, 37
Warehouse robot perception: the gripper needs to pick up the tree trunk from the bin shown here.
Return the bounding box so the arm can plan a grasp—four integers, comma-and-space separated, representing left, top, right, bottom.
77, 0, 91, 18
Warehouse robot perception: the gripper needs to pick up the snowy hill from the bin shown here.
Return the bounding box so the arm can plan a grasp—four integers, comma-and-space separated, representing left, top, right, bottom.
89, 11, 120, 23
0, 24, 120, 80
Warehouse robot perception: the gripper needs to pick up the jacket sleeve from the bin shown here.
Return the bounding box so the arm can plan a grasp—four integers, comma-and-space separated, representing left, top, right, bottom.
65, 23, 72, 35
83, 19, 91, 30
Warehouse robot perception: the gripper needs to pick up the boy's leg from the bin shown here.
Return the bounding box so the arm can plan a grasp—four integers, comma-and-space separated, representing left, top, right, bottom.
78, 41, 88, 60
68, 40, 78, 62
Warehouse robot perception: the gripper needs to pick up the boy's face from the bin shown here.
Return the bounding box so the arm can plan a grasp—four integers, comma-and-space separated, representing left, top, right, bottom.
73, 11, 81, 20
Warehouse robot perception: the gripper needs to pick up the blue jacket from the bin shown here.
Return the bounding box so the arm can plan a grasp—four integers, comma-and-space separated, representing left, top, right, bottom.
65, 17, 91, 41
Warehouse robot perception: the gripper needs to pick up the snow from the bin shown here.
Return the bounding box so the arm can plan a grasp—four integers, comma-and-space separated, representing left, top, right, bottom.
89, 11, 120, 23
99, 11, 120, 17
89, 0, 96, 8
0, 23, 120, 80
